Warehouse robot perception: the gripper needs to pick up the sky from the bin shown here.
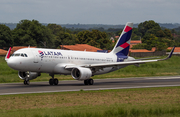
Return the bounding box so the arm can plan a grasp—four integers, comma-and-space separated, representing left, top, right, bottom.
0, 0, 180, 24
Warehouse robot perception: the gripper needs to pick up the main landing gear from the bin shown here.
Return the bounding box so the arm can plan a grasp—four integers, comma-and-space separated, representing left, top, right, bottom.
84, 78, 94, 85
49, 74, 59, 85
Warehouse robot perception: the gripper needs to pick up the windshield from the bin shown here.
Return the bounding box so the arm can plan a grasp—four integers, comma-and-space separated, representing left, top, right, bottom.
11, 53, 28, 57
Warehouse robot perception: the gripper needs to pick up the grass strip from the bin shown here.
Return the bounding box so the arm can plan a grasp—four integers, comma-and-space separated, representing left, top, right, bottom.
0, 86, 180, 117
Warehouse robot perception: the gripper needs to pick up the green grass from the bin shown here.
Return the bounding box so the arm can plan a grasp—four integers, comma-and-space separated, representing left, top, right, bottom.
0, 56, 180, 83
0, 87, 180, 117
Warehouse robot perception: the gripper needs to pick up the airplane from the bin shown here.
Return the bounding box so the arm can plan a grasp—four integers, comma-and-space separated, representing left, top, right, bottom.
5, 22, 175, 85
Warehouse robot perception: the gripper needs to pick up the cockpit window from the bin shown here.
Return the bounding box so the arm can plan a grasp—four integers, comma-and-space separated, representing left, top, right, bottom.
15, 53, 20, 56
21, 53, 24, 57
24, 54, 28, 57
11, 53, 28, 57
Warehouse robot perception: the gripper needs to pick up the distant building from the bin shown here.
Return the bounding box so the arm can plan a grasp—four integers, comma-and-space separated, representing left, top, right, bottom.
110, 37, 115, 43
11, 46, 36, 53
130, 40, 142, 44
0, 46, 37, 56
115, 36, 119, 39
60, 44, 101, 52
167, 47, 180, 54
130, 40, 142, 48
172, 34, 180, 38
0, 49, 7, 56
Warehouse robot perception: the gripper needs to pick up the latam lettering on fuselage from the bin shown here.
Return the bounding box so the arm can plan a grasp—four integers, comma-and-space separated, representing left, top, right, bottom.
39, 50, 62, 56
38, 50, 63, 60
5, 22, 175, 86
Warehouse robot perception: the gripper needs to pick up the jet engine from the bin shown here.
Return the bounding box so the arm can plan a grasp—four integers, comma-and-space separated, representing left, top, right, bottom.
71, 67, 92, 80
18, 71, 41, 80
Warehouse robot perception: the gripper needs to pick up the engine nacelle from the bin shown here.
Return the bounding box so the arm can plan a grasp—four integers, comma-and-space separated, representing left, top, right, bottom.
18, 71, 41, 80
71, 67, 92, 80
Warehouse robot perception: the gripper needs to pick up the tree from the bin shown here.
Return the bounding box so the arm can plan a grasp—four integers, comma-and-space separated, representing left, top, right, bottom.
131, 28, 141, 40
76, 30, 111, 49
55, 32, 75, 48
131, 43, 147, 49
142, 34, 168, 51
163, 29, 173, 39
137, 20, 174, 50
0, 24, 13, 48
138, 20, 161, 38
47, 24, 75, 48
47, 24, 63, 35
156, 30, 166, 37
12, 20, 54, 48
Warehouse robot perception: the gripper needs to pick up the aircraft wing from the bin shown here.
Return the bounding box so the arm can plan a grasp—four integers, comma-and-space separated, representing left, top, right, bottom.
65, 46, 175, 69
65, 59, 157, 69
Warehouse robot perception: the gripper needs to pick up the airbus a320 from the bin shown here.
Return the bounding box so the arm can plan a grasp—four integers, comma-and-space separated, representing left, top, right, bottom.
5, 22, 175, 85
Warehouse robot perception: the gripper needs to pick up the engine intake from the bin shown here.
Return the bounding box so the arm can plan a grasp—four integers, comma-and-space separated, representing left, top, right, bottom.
18, 71, 41, 80
71, 67, 92, 80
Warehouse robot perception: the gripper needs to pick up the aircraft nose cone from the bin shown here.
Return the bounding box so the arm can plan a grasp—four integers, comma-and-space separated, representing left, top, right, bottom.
7, 59, 17, 69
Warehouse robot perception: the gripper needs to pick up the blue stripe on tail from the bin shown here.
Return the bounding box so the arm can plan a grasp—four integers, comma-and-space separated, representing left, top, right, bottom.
116, 30, 132, 56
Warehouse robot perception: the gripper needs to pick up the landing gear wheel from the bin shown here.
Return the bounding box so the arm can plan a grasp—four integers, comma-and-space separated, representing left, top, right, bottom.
24, 80, 26, 85
24, 80, 30, 85
88, 79, 94, 85
49, 78, 59, 85
54, 78, 59, 85
49, 79, 54, 85
84, 80, 88, 85
26, 80, 30, 85
84, 79, 94, 85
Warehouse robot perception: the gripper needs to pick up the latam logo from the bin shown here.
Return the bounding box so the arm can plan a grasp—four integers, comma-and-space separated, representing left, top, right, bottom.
38, 50, 62, 60
120, 42, 130, 49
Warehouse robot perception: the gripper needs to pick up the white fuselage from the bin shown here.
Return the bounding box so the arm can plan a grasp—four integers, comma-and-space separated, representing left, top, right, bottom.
7, 48, 135, 75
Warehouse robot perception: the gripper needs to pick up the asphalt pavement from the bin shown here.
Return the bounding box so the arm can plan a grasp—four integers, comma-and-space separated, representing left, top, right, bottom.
0, 76, 180, 95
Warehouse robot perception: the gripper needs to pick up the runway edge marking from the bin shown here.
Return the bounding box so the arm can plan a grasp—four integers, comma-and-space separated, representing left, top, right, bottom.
1, 84, 180, 96
145, 77, 180, 79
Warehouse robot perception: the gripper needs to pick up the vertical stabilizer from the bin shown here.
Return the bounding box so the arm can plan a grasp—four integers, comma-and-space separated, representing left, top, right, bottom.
110, 22, 133, 56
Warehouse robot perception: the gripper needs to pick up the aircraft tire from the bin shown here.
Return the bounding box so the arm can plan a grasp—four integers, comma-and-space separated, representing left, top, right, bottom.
88, 79, 94, 85
26, 80, 30, 85
49, 79, 54, 85
24, 80, 27, 85
54, 78, 59, 85
84, 80, 88, 85
24, 80, 30, 85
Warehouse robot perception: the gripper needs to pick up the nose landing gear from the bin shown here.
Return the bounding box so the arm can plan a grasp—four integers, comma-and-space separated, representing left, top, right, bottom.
24, 79, 30, 85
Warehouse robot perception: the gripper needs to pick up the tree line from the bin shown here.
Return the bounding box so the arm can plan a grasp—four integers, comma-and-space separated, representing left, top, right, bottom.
0, 19, 179, 51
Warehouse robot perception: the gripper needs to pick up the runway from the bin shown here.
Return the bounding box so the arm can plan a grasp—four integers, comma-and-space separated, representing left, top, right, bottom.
1, 76, 180, 95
